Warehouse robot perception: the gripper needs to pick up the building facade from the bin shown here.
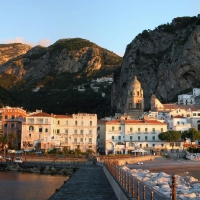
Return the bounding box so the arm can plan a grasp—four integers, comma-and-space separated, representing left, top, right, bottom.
0, 106, 26, 148
105, 118, 168, 155
21, 111, 97, 153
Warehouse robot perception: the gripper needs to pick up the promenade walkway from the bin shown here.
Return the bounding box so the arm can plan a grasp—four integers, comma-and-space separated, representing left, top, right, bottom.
48, 164, 118, 200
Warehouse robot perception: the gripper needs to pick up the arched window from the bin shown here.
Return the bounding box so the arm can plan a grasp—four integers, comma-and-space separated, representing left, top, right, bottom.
29, 126, 34, 131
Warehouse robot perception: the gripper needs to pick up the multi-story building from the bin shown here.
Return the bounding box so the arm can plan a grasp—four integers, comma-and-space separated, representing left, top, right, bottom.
97, 120, 107, 154
0, 106, 26, 148
105, 117, 168, 155
21, 111, 97, 153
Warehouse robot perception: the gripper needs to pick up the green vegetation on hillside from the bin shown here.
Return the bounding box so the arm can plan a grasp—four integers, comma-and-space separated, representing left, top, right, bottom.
49, 38, 98, 53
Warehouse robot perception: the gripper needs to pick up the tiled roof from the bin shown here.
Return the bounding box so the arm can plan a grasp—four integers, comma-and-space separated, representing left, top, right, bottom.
157, 104, 200, 111
106, 120, 121, 125
173, 115, 185, 118
54, 115, 72, 118
29, 112, 51, 117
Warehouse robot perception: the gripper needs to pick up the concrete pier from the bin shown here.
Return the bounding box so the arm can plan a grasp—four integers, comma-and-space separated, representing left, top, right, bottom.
48, 164, 118, 200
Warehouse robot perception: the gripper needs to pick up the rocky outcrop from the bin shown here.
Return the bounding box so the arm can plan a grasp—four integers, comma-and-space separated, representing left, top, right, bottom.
0, 43, 31, 65
0, 38, 122, 83
112, 16, 200, 113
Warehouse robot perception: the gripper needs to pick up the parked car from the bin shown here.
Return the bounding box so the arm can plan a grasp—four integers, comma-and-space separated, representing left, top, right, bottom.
7, 149, 16, 153
14, 157, 23, 164
16, 150, 24, 154
2, 156, 12, 161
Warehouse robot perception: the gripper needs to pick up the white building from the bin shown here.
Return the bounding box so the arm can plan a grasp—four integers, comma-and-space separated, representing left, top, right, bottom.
105, 118, 168, 155
21, 111, 97, 153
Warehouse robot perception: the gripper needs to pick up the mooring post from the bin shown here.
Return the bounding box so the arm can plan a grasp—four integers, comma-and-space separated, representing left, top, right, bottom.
137, 181, 140, 200
172, 174, 177, 200
143, 185, 146, 200
132, 177, 134, 198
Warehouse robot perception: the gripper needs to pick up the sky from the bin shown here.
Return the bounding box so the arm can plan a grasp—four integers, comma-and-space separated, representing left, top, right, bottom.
0, 0, 199, 56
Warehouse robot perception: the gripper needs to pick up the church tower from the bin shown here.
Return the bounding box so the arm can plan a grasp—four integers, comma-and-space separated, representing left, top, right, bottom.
126, 76, 144, 118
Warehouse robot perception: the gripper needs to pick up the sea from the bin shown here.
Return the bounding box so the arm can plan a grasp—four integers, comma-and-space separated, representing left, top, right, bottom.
0, 171, 68, 200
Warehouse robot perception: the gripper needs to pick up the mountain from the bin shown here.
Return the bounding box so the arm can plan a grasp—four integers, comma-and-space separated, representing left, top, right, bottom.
112, 15, 200, 113
0, 38, 122, 118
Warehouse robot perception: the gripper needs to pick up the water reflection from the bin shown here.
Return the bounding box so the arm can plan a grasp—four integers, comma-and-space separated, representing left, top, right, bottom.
0, 172, 68, 200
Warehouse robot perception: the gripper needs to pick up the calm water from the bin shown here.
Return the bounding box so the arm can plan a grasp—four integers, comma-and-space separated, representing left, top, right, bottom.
0, 172, 68, 200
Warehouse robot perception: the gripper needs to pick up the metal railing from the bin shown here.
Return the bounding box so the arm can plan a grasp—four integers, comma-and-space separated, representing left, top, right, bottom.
104, 161, 176, 200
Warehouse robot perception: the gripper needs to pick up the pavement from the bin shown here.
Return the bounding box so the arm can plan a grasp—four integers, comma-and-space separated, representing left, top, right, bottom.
48, 164, 118, 200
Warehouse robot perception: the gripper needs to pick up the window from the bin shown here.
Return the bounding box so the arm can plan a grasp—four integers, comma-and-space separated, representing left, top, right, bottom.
45, 128, 48, 132
90, 121, 92, 126
57, 129, 60, 134
11, 115, 15, 119
97, 127, 100, 131
4, 124, 7, 129
29, 126, 34, 131
65, 129, 68, 134
5, 115, 8, 119
81, 121, 84, 126
11, 124, 15, 129
152, 144, 155, 147
140, 144, 142, 148
80, 138, 83, 142
66, 121, 68, 125
80, 130, 84, 134
65, 138, 68, 142
118, 136, 121, 140
89, 138, 92, 143
112, 136, 114, 140
145, 136, 148, 141
138, 128, 141, 132
138, 136, 140, 141
39, 118, 43, 124
145, 128, 148, 132
39, 128, 42, 133
89, 130, 92, 134
152, 136, 155, 141
152, 128, 155, 132
146, 144, 148, 147
112, 126, 114, 131
74, 138, 77, 142
75, 120, 78, 126
177, 121, 180, 125
161, 144, 164, 147
74, 130, 77, 134
161, 128, 163, 132
130, 136, 132, 140
198, 113, 200, 116
193, 113, 196, 116
29, 134, 31, 138
130, 127, 133, 132
187, 114, 190, 117
118, 126, 121, 131
57, 120, 60, 125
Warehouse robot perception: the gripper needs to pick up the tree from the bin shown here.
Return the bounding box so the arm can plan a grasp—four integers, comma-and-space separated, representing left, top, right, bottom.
158, 131, 181, 142
62, 147, 70, 155
0, 135, 8, 151
86, 149, 94, 155
181, 128, 200, 142
7, 133, 18, 149
74, 148, 81, 156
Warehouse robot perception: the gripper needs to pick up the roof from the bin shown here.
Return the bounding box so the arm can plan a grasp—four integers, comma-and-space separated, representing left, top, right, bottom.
29, 112, 51, 117
97, 120, 108, 124
54, 115, 72, 118
106, 120, 121, 125
157, 104, 200, 111
173, 115, 185, 119
106, 119, 166, 125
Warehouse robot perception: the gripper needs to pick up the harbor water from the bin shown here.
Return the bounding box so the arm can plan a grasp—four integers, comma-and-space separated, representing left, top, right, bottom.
0, 171, 68, 200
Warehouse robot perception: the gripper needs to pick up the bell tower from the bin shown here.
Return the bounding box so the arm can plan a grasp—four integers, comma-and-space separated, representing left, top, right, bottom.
126, 76, 144, 118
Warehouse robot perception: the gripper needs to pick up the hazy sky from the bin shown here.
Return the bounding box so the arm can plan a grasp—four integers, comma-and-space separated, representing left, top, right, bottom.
0, 0, 199, 56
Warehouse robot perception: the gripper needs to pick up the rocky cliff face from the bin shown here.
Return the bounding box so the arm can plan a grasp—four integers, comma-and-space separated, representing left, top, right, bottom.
112, 16, 200, 113
0, 38, 122, 87
0, 43, 31, 65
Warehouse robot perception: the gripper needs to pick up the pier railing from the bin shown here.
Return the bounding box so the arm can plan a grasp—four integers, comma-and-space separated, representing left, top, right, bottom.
104, 161, 176, 200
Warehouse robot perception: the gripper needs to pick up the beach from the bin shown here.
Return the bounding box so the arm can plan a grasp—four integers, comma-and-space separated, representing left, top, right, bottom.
126, 157, 200, 175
